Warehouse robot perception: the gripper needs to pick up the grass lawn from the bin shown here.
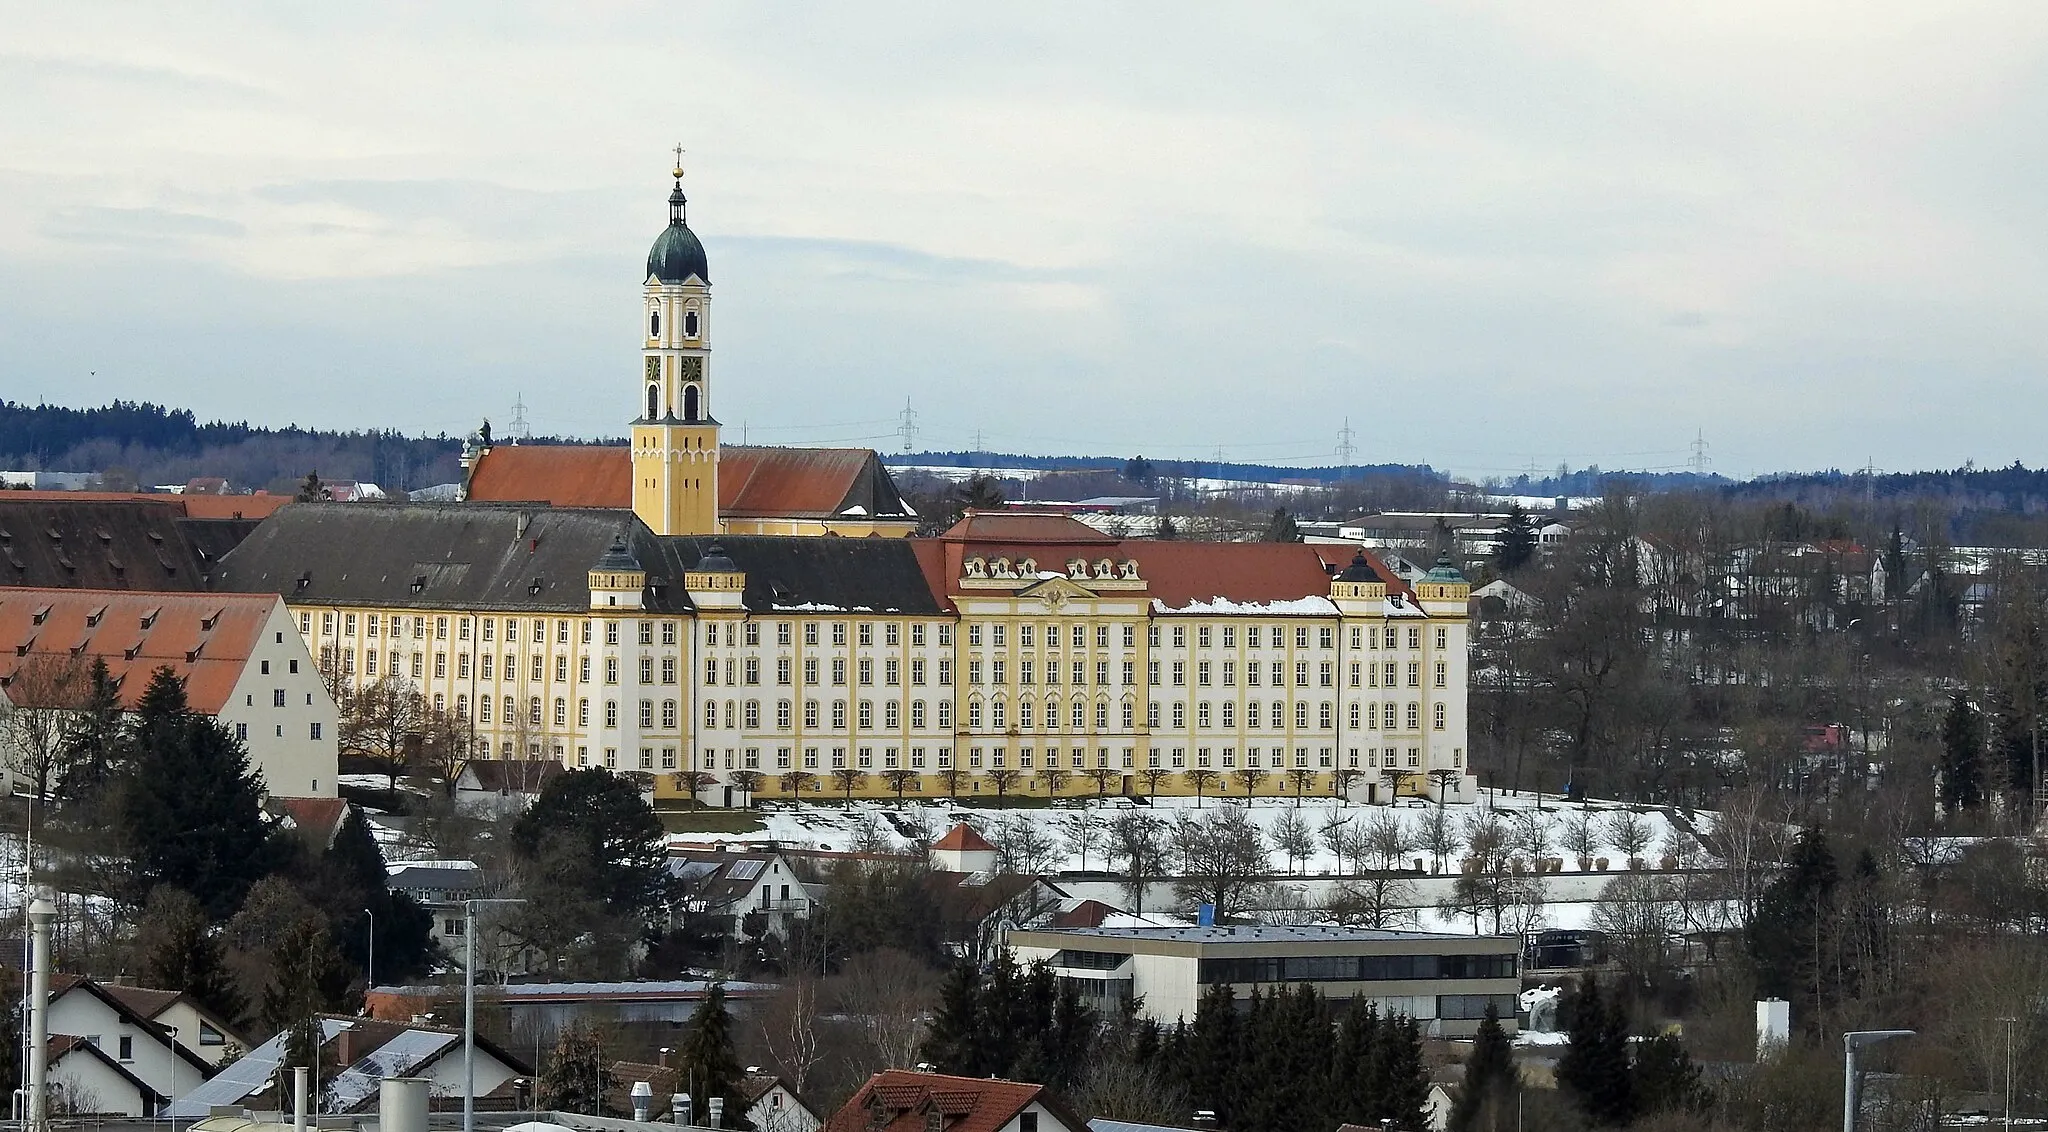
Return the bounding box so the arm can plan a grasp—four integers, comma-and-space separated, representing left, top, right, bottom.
655, 808, 767, 834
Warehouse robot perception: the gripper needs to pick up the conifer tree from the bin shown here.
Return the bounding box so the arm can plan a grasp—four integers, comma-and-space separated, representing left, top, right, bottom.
1184, 985, 1240, 1124
1261, 508, 1303, 543
318, 808, 435, 984
135, 886, 246, 1025
674, 984, 751, 1129
1496, 504, 1539, 573
1331, 999, 1380, 1126
1940, 693, 1986, 811
1448, 1002, 1516, 1132
1746, 825, 1839, 1021
920, 962, 982, 1074
1556, 977, 1636, 1126
536, 1024, 608, 1113
56, 658, 124, 804
120, 667, 274, 918
1631, 1031, 1706, 1116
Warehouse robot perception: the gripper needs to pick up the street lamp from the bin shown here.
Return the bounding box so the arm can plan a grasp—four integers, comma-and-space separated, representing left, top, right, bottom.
1997, 1017, 2017, 1132
364, 908, 374, 991
1842, 1029, 1913, 1132
464, 898, 525, 1132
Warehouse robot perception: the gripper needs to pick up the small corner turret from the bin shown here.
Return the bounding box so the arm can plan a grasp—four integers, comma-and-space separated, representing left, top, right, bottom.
588, 532, 648, 609
683, 542, 746, 611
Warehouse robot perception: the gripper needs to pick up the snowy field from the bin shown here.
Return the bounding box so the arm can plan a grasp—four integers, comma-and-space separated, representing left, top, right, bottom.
669, 789, 1701, 878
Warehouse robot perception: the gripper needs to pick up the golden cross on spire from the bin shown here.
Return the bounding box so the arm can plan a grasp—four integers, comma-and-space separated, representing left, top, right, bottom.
672, 144, 685, 180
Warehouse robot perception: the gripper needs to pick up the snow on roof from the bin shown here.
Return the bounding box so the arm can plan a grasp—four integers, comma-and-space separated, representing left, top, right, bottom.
1151, 595, 1339, 616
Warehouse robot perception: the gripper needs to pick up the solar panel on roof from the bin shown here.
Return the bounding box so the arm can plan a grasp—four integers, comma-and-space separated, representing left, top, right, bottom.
166, 1019, 350, 1118
727, 859, 764, 881
326, 1029, 458, 1112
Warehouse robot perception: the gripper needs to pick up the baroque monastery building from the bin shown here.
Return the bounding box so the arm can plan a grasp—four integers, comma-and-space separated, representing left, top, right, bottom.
212, 161, 1474, 803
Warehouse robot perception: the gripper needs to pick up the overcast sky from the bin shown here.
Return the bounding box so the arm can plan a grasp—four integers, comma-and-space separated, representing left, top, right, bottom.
4, 3, 2046, 480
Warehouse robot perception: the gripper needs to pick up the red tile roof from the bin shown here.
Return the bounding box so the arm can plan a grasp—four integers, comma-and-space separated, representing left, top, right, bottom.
1129, 541, 1347, 609
827, 1071, 1083, 1132
273, 797, 349, 847
0, 589, 282, 715
931, 823, 996, 853
1052, 899, 1119, 929
99, 984, 182, 1020
938, 511, 1118, 544
0, 491, 287, 520
464, 445, 905, 520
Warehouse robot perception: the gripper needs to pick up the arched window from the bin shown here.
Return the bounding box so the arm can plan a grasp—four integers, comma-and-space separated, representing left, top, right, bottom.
649, 310, 661, 338
683, 384, 700, 422
646, 383, 661, 421
685, 310, 700, 337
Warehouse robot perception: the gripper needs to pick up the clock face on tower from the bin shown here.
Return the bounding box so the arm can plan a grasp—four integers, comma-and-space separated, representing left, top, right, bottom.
644, 357, 660, 382
679, 356, 704, 382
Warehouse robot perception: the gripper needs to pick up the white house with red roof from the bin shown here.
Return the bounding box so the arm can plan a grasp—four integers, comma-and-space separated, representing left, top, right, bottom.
826, 1070, 1087, 1132
930, 823, 998, 873
0, 589, 337, 797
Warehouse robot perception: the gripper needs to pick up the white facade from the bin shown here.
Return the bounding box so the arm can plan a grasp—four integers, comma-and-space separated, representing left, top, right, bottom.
218, 600, 339, 798
46, 987, 209, 1108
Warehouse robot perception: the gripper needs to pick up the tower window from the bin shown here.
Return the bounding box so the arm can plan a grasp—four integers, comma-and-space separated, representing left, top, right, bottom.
685, 310, 700, 337
647, 383, 660, 421
683, 384, 701, 422
649, 310, 661, 337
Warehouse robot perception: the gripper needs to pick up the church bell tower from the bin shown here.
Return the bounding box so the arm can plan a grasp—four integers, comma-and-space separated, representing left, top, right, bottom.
632, 149, 720, 535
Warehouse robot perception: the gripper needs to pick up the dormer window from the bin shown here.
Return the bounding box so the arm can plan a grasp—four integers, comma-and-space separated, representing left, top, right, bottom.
925, 1112, 942, 1132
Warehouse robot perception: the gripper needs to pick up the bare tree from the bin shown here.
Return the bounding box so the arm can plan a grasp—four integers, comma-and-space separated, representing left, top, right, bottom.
1170, 807, 1271, 919
1563, 808, 1603, 865
1061, 810, 1106, 872
1183, 768, 1219, 806
1035, 763, 1070, 799
831, 767, 865, 802
781, 768, 819, 797
883, 769, 918, 800
832, 947, 935, 1071
1363, 808, 1417, 871
1082, 766, 1119, 798
1590, 872, 1679, 990
1510, 808, 1555, 863
1322, 875, 1420, 929
986, 767, 1022, 807
990, 815, 1057, 876
755, 970, 824, 1096
1137, 765, 1172, 798
1422, 805, 1462, 874
1233, 766, 1268, 798
1106, 809, 1167, 914
1317, 808, 1358, 874
0, 653, 89, 801
340, 674, 429, 794
1605, 809, 1655, 865
1272, 807, 1315, 873
669, 769, 716, 804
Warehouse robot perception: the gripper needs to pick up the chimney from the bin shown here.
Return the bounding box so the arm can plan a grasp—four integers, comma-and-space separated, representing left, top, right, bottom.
633, 1081, 654, 1122
658, 1047, 673, 1069
707, 1096, 725, 1128
675, 1093, 693, 1127
379, 1078, 429, 1132
334, 1024, 354, 1068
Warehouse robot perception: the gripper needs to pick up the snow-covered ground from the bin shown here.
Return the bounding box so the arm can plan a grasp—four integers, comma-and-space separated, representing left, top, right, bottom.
672, 789, 1701, 878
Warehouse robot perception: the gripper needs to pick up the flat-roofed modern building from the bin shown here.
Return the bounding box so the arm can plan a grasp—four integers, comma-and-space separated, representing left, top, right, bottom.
1008, 925, 1519, 1036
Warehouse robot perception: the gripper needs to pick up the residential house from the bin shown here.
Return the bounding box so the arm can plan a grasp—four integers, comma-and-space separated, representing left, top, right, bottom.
48, 1034, 169, 1117
825, 1070, 1088, 1132
669, 848, 815, 940
270, 796, 352, 851
454, 758, 569, 816
0, 589, 337, 797
166, 1015, 531, 1117
608, 1062, 820, 1132
40, 974, 239, 1113
385, 859, 486, 946
97, 982, 246, 1068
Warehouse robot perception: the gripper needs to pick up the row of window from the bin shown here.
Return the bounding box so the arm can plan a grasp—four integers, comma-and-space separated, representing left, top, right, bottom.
960, 697, 1447, 733
690, 744, 1460, 774
701, 697, 955, 731
1196, 952, 1516, 985
704, 655, 953, 688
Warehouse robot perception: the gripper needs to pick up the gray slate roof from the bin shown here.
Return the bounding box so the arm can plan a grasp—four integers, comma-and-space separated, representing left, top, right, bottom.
0, 499, 244, 591
214, 503, 695, 612
667, 535, 944, 614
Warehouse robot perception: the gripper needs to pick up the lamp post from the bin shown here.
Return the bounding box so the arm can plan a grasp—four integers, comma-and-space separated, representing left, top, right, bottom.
1998, 1017, 2017, 1132
464, 898, 524, 1132
1842, 1029, 1913, 1132
364, 908, 375, 991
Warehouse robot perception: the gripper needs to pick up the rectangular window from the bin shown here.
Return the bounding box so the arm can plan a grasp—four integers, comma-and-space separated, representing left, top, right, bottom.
911, 623, 926, 647
1197, 661, 1211, 687
833, 622, 848, 646
777, 657, 792, 685
885, 659, 900, 686
858, 623, 874, 647
911, 658, 926, 685
775, 621, 791, 646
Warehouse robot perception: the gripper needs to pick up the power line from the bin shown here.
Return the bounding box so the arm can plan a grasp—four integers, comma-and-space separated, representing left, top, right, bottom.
1689, 429, 1710, 476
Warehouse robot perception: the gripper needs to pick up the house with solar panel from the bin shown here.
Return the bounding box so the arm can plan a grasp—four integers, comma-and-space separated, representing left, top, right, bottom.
165, 1016, 532, 1118
668, 849, 817, 941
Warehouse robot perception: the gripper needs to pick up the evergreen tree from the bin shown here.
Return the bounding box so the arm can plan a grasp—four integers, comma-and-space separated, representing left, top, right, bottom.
511, 768, 670, 921
1155, 515, 1178, 541
1556, 977, 1636, 1126
536, 1023, 608, 1113
1746, 825, 1839, 1022
1940, 694, 1986, 811
56, 658, 124, 804
317, 808, 435, 984
1374, 1014, 1428, 1127
120, 668, 275, 918
1882, 523, 1909, 601
134, 886, 246, 1025
920, 962, 983, 1074
1331, 999, 1380, 1126
259, 916, 353, 1035
1632, 1031, 1706, 1116
296, 471, 326, 503
1184, 985, 1240, 1125
1496, 504, 1539, 573
1261, 508, 1303, 543
1448, 1002, 1517, 1132
674, 984, 751, 1129
1124, 456, 1155, 485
